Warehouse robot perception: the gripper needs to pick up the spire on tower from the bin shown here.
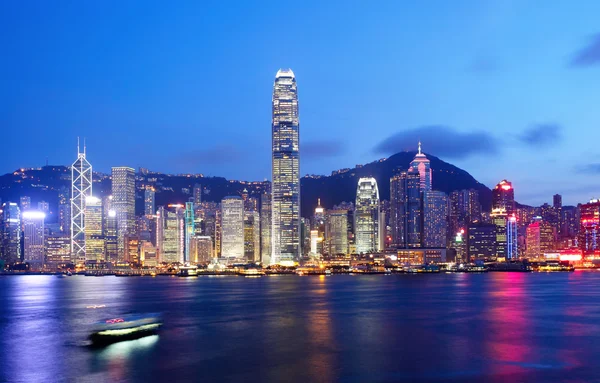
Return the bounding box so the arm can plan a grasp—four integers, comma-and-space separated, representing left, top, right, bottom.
418, 141, 422, 155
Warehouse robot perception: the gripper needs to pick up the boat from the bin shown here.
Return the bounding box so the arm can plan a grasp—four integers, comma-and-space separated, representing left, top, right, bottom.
178, 266, 198, 277
89, 313, 163, 346
238, 268, 265, 276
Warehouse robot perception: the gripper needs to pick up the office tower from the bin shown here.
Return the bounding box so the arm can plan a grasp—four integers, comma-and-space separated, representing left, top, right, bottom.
390, 170, 423, 248
507, 214, 518, 259
140, 241, 158, 267
409, 142, 432, 191
423, 190, 448, 248
71, 141, 92, 264
111, 167, 135, 260
193, 184, 202, 206
22, 211, 45, 268
1, 202, 21, 263
144, 188, 155, 218
126, 237, 140, 264
58, 186, 70, 234
271, 68, 300, 265
492, 180, 515, 214
189, 235, 213, 264
260, 189, 272, 264
20, 196, 31, 211
84, 196, 104, 262
561, 206, 578, 238
37, 201, 49, 214
450, 229, 467, 263
157, 205, 185, 264
184, 202, 195, 263
103, 196, 118, 263
309, 229, 322, 255
301, 217, 311, 257
490, 208, 508, 258
525, 220, 555, 258
449, 189, 482, 236
244, 211, 260, 262
354, 177, 380, 254
46, 235, 71, 266
215, 210, 222, 257
327, 209, 349, 255
221, 196, 244, 259
467, 223, 496, 260
390, 172, 406, 247
579, 199, 600, 255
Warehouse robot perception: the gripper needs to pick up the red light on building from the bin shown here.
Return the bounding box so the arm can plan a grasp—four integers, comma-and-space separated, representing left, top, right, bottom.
501, 185, 511, 191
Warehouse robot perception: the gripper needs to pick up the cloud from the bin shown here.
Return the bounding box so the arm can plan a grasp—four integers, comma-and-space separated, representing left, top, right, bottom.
302, 140, 346, 159
518, 124, 561, 147
570, 34, 600, 67
373, 126, 498, 159
578, 163, 600, 174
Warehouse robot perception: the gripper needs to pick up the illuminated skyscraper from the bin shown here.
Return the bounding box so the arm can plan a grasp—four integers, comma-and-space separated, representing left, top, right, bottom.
467, 222, 496, 260
327, 210, 349, 255
409, 142, 432, 191
260, 189, 272, 265
390, 171, 422, 248
111, 167, 135, 260
221, 196, 244, 259
271, 69, 300, 265
492, 180, 515, 214
58, 186, 70, 234
71, 140, 92, 264
185, 202, 195, 263
579, 199, 600, 255
354, 178, 380, 254
84, 196, 104, 262
244, 211, 260, 262
423, 190, 448, 248
526, 220, 555, 258
157, 205, 185, 263
144, 188, 155, 218
507, 214, 518, 259
491, 208, 508, 258
22, 211, 45, 267
0, 202, 21, 263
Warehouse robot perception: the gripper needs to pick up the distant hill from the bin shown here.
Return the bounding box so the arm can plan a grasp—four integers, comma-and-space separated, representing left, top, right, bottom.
0, 151, 491, 220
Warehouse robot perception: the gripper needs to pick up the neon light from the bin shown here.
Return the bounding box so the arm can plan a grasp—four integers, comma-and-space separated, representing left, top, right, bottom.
501, 185, 511, 190
559, 254, 582, 261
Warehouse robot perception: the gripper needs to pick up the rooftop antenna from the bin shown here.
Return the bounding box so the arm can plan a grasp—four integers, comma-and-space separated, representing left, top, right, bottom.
77, 136, 80, 154
418, 140, 422, 155
83, 137, 86, 156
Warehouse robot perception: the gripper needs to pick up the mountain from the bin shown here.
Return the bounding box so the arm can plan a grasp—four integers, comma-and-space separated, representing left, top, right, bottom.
0, 151, 491, 220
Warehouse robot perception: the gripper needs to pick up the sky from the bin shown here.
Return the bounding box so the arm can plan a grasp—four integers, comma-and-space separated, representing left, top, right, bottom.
1, 1, 600, 206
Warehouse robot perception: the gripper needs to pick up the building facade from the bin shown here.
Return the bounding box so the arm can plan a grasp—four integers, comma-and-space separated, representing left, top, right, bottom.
221, 196, 244, 259
112, 167, 136, 260
354, 178, 380, 254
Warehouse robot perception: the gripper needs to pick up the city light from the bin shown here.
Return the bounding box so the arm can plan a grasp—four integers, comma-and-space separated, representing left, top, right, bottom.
22, 211, 46, 219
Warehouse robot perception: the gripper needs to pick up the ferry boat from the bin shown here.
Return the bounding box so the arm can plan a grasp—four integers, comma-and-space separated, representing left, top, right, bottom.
178, 265, 198, 277
238, 268, 265, 276
89, 313, 162, 346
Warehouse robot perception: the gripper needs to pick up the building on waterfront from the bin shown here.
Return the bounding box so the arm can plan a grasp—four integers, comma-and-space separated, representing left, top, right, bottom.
327, 209, 349, 256
525, 220, 555, 258
46, 235, 71, 266
260, 188, 272, 265
139, 241, 158, 267
57, 186, 70, 234
221, 196, 244, 259
492, 180, 515, 215
423, 190, 448, 248
157, 205, 185, 264
579, 199, 600, 256
71, 140, 92, 264
467, 222, 496, 260
490, 208, 508, 258
507, 214, 518, 259
271, 68, 300, 265
103, 200, 118, 263
84, 196, 104, 262
354, 177, 380, 254
244, 211, 260, 262
390, 170, 422, 248
185, 202, 195, 263
189, 235, 213, 264
1, 202, 21, 264
144, 188, 155, 218
22, 211, 45, 268
112, 167, 136, 261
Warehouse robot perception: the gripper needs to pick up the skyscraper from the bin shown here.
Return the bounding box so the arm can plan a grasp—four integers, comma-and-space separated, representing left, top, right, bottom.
157, 205, 185, 264
390, 170, 422, 248
327, 210, 349, 255
185, 202, 195, 263
221, 196, 244, 259
84, 196, 104, 262
58, 186, 70, 234
260, 188, 272, 265
579, 199, 600, 256
144, 188, 155, 218
22, 211, 45, 268
423, 190, 448, 248
112, 167, 135, 260
409, 142, 432, 191
71, 140, 92, 264
271, 69, 300, 265
492, 180, 515, 214
244, 211, 260, 262
354, 178, 380, 254
467, 222, 496, 260
0, 202, 21, 263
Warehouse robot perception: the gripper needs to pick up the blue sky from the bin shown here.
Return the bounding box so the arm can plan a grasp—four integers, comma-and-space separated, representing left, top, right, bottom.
1, 1, 600, 206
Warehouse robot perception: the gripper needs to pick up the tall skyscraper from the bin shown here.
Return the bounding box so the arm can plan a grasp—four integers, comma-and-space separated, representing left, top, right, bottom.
579, 198, 600, 256
0, 202, 21, 263
327, 210, 349, 255
112, 167, 135, 260
390, 170, 422, 248
492, 180, 515, 214
491, 208, 508, 258
244, 211, 260, 262
185, 202, 195, 263
22, 211, 45, 268
58, 186, 70, 234
144, 188, 155, 218
271, 69, 300, 265
260, 189, 272, 265
84, 196, 104, 262
507, 214, 518, 259
221, 196, 244, 259
467, 223, 496, 260
71, 141, 92, 264
423, 190, 448, 248
409, 142, 432, 191
354, 178, 380, 254
157, 205, 185, 263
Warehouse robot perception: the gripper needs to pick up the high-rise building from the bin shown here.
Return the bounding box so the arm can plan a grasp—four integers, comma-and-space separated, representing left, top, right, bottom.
103, 197, 118, 263
157, 205, 185, 264
423, 190, 448, 248
327, 210, 349, 255
492, 180, 515, 215
491, 208, 508, 258
71, 141, 92, 264
193, 184, 202, 206
507, 214, 518, 259
0, 202, 21, 263
244, 211, 260, 262
144, 188, 155, 218
467, 223, 496, 260
22, 211, 45, 267
271, 69, 300, 265
260, 189, 272, 265
221, 196, 244, 259
189, 235, 213, 264
390, 170, 422, 248
58, 186, 70, 234
20, 196, 31, 211
354, 178, 380, 254
185, 202, 195, 263
449, 189, 482, 237
84, 196, 104, 262
46, 235, 71, 266
526, 220, 555, 258
112, 167, 135, 260
579, 199, 600, 256
409, 142, 432, 191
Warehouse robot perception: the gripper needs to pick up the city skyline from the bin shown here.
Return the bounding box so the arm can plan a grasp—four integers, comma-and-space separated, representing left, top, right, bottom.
3, 2, 600, 207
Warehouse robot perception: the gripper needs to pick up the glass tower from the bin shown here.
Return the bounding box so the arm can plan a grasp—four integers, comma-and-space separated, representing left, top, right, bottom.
71, 140, 92, 264
111, 167, 136, 260
271, 69, 300, 265
354, 178, 380, 254
221, 196, 244, 259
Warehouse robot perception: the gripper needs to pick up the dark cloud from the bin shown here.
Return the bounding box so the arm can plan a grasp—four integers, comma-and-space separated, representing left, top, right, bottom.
578, 163, 600, 174
373, 126, 498, 159
518, 124, 561, 147
570, 33, 600, 67
302, 140, 346, 159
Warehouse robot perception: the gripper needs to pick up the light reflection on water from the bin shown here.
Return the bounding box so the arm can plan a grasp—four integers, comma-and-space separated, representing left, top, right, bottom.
1, 273, 600, 382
